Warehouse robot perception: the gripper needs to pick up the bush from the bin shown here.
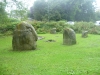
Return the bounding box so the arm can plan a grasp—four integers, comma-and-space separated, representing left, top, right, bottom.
71, 22, 95, 33
5, 22, 20, 31
30, 20, 67, 34
2, 20, 99, 35
37, 28, 47, 34
89, 26, 100, 35
0, 18, 20, 35
29, 21, 99, 34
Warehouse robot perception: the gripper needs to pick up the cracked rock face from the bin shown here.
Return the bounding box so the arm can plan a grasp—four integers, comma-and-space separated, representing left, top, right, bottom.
12, 21, 38, 50
63, 28, 76, 45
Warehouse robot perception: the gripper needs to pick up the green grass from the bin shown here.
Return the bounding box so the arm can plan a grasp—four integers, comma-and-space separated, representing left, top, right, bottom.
0, 34, 100, 75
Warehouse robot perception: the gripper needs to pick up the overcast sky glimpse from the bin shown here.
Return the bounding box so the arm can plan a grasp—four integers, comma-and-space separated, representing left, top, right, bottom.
0, 0, 100, 12
24, 0, 100, 9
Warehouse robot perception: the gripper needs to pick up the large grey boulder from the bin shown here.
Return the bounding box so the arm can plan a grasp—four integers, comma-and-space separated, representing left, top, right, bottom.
63, 28, 76, 45
12, 21, 38, 50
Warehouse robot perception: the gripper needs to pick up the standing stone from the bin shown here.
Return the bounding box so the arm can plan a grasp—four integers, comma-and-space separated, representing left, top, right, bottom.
63, 28, 76, 45
12, 21, 38, 50
82, 31, 88, 38
50, 28, 56, 34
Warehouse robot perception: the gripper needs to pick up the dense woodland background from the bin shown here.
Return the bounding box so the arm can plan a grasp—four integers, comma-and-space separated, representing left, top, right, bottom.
0, 0, 100, 35
29, 0, 99, 21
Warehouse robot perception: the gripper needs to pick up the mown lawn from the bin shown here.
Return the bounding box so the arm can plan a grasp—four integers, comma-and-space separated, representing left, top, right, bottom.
0, 34, 100, 75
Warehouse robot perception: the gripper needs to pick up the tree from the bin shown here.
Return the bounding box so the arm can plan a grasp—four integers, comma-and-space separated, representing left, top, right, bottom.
0, 0, 8, 25
8, 0, 28, 20
95, 8, 100, 21
29, 0, 96, 21
30, 0, 47, 21
74, 0, 96, 22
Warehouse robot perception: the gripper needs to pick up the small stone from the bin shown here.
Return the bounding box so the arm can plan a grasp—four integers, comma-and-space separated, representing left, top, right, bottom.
50, 28, 56, 34
82, 31, 88, 38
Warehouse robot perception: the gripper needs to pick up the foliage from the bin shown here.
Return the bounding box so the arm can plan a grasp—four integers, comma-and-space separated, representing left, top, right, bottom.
0, 34, 100, 75
29, 0, 96, 21
29, 21, 99, 34
95, 10, 100, 20
8, 0, 28, 20
29, 20, 67, 34
70, 22, 95, 33
30, 0, 47, 21
0, 18, 20, 34
1, 20, 100, 35
74, 0, 96, 21
89, 26, 100, 35
0, 0, 26, 35
0, 1, 9, 25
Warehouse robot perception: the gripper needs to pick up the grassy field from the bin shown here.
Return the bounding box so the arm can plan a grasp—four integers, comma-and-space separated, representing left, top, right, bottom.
0, 34, 100, 75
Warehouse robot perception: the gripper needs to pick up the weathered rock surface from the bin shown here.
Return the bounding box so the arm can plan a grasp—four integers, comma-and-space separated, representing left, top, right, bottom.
82, 31, 88, 38
12, 21, 38, 50
63, 28, 76, 45
50, 28, 56, 34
